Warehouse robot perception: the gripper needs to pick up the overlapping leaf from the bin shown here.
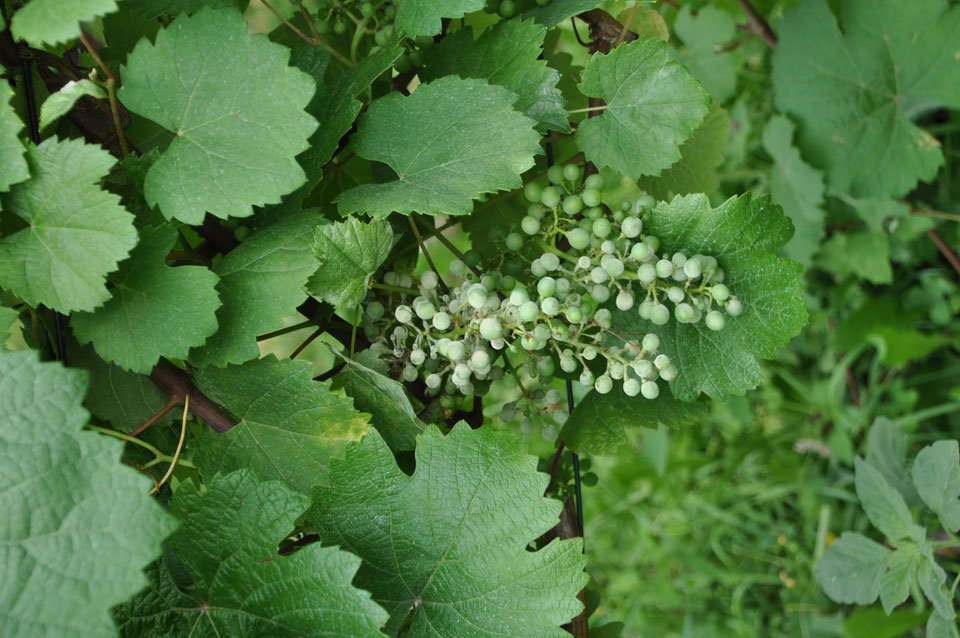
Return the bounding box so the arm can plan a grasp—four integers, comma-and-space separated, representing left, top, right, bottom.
576, 38, 710, 179
311, 424, 588, 637
395, 0, 484, 37
115, 470, 388, 637
192, 355, 371, 493
336, 76, 541, 218
672, 6, 738, 103
119, 8, 317, 223
422, 18, 568, 132
0, 83, 28, 192
39, 79, 106, 131
772, 0, 960, 198
307, 217, 393, 310
72, 224, 221, 373
614, 194, 807, 400
0, 137, 137, 312
10, 0, 118, 46
0, 350, 176, 637
189, 210, 321, 367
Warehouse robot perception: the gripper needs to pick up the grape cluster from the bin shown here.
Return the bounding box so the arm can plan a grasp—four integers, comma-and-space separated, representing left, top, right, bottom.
487, 0, 553, 19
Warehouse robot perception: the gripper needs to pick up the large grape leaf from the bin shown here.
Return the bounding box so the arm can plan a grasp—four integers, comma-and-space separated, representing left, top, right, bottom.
311, 424, 588, 637
672, 6, 738, 103
395, 0, 484, 37
0, 137, 137, 313
637, 104, 729, 201
614, 194, 807, 401
189, 210, 321, 367
0, 349, 176, 638
115, 470, 388, 637
576, 38, 710, 179
119, 8, 317, 223
772, 0, 960, 198
307, 217, 393, 311
10, 0, 118, 46
192, 355, 371, 493
421, 18, 568, 132
762, 114, 826, 266
335, 349, 425, 451
71, 225, 221, 373
336, 77, 541, 218
0, 83, 28, 192
561, 385, 708, 456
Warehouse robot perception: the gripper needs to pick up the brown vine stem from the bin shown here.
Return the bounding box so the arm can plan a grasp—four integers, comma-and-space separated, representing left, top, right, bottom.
149, 360, 238, 432
149, 394, 189, 495
927, 228, 960, 278
414, 218, 480, 278
613, 3, 638, 48
78, 32, 129, 155
735, 0, 777, 48
292, 327, 324, 359
130, 397, 178, 437
408, 214, 449, 294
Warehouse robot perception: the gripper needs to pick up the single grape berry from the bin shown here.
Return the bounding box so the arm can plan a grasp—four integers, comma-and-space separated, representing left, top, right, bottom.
523, 181, 543, 203
541, 186, 562, 208
395, 305, 413, 324
623, 377, 641, 396
637, 263, 657, 283
519, 300, 539, 322
509, 288, 529, 306
521, 215, 541, 235
425, 373, 441, 389
582, 188, 602, 207
505, 232, 523, 251
659, 364, 678, 381
479, 317, 502, 340
580, 369, 595, 386
604, 258, 625, 278
467, 284, 487, 309
616, 290, 634, 311
655, 259, 674, 278
567, 228, 590, 250
547, 164, 565, 184
562, 195, 584, 215
592, 218, 612, 238
563, 164, 581, 182
333, 21, 347, 34
595, 375, 613, 394
674, 303, 695, 323
541, 296, 560, 316
590, 266, 609, 284
621, 216, 642, 238
705, 310, 726, 331
595, 308, 613, 328
540, 252, 560, 271
649, 303, 670, 325
642, 333, 660, 351
366, 301, 385, 320
590, 285, 610, 303
415, 300, 435, 320
565, 306, 584, 323
634, 359, 655, 379
498, 0, 516, 17
584, 173, 604, 190
726, 298, 743, 316
667, 287, 685, 303
712, 283, 730, 302
472, 350, 491, 369
432, 311, 451, 330
641, 380, 660, 399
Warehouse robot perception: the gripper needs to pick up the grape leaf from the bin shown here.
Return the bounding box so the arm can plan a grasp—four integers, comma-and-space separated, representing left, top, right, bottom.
100, 3, 161, 65
613, 194, 807, 401
0, 349, 176, 638
561, 385, 707, 455
771, 0, 960, 198
115, 470, 388, 637
815, 532, 890, 606
335, 349, 425, 451
189, 210, 321, 367
913, 441, 960, 533
72, 224, 221, 373
0, 304, 16, 343
637, 104, 729, 201
672, 6, 738, 103
192, 355, 370, 493
421, 18, 568, 132
576, 38, 710, 179
0, 137, 138, 313
119, 7, 317, 223
307, 217, 393, 310
762, 114, 826, 265
817, 230, 892, 284
523, 0, 601, 27
855, 457, 924, 544
39, 79, 106, 131
0, 83, 28, 192
336, 76, 541, 218
127, 0, 247, 18
10, 0, 118, 46
311, 424, 588, 637
395, 0, 484, 37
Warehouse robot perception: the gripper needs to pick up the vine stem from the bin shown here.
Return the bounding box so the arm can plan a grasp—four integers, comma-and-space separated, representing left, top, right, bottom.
78, 32, 129, 156
567, 105, 609, 114
735, 0, 777, 48
613, 3, 638, 48
130, 398, 178, 437
292, 327, 324, 359
413, 217, 481, 278
371, 281, 419, 296
149, 394, 189, 495
257, 319, 318, 342
927, 228, 960, 278
350, 306, 360, 358
408, 214, 449, 294
260, 0, 353, 67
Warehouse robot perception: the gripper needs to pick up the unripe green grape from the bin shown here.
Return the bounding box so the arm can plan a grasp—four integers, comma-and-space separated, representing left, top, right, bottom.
383, 271, 399, 286
552, 408, 568, 426
579, 369, 595, 386
395, 305, 413, 323
621, 216, 642, 238
726, 298, 743, 316
540, 252, 560, 272
536, 276, 556, 297
592, 218, 612, 238
577, 255, 592, 270
523, 181, 543, 203
560, 355, 577, 372
711, 283, 730, 302
498, 0, 516, 17
655, 259, 674, 278
366, 301, 385, 320
505, 232, 523, 251
595, 308, 612, 328
521, 215, 541, 235
590, 266, 609, 284
462, 250, 481, 268
540, 185, 562, 208
674, 302, 694, 323
567, 228, 590, 250
565, 306, 584, 323
375, 28, 390, 46
595, 374, 613, 394
481, 273, 498, 291
582, 346, 598, 360
384, 3, 396, 17
499, 275, 517, 291
637, 300, 653, 319
585, 207, 603, 220
359, 1, 374, 15
562, 195, 583, 215
705, 310, 725, 331
623, 377, 641, 397
527, 203, 545, 219
547, 164, 565, 184
425, 373, 441, 389
641, 380, 659, 399
454, 363, 471, 381
448, 341, 467, 362
659, 364, 678, 381
333, 21, 347, 34
392, 326, 408, 342
667, 286, 685, 304
436, 338, 451, 356
410, 348, 426, 365
584, 173, 604, 190
420, 270, 439, 290
450, 259, 467, 276
483, 292, 499, 311
552, 322, 569, 339
500, 402, 516, 422
635, 193, 655, 210
555, 277, 571, 296
479, 317, 502, 340
581, 188, 601, 207
415, 300, 435, 320
402, 365, 417, 382
537, 358, 556, 377
643, 235, 660, 252
541, 296, 560, 316
590, 285, 610, 303
432, 311, 451, 330
634, 359, 655, 379
637, 263, 657, 283
604, 258, 624, 277
654, 354, 670, 370
467, 284, 487, 309
542, 423, 559, 442
471, 350, 491, 370
621, 200, 631, 211
609, 362, 624, 380
562, 163, 581, 183
509, 287, 529, 306
616, 290, 634, 311
641, 333, 660, 352
683, 257, 702, 279
519, 301, 539, 322
671, 252, 687, 268
534, 323, 551, 341
600, 240, 616, 255
649, 303, 670, 325
521, 332, 540, 351
713, 269, 725, 283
